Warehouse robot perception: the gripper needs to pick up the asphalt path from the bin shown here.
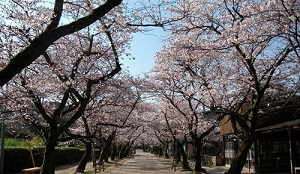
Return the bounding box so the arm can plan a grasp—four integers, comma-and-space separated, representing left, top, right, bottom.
55, 149, 254, 174
105, 149, 178, 174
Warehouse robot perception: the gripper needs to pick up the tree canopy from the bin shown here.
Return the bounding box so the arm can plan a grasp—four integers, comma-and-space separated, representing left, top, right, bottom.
0, 1, 299, 174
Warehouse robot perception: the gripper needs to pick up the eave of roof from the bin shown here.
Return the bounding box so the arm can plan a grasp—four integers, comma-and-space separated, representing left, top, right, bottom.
255, 119, 300, 133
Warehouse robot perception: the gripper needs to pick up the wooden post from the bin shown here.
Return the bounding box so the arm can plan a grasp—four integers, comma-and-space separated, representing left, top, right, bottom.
28, 141, 36, 167
21, 140, 41, 173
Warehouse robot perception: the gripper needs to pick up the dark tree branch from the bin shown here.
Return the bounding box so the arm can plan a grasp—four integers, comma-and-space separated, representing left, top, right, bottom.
46, 0, 64, 30
0, 0, 122, 86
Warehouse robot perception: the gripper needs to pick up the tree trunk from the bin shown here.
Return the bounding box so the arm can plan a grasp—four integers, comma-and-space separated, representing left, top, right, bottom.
76, 141, 92, 172
119, 143, 130, 159
175, 144, 181, 164
163, 142, 169, 159
110, 145, 117, 161
228, 133, 255, 174
159, 146, 163, 157
119, 145, 124, 159
105, 146, 110, 162
40, 137, 56, 174
194, 141, 205, 173
99, 145, 109, 163
117, 144, 123, 158
124, 146, 131, 157
178, 142, 192, 171
99, 136, 114, 163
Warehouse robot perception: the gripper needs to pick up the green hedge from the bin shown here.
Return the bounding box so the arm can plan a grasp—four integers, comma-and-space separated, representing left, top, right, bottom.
3, 147, 85, 173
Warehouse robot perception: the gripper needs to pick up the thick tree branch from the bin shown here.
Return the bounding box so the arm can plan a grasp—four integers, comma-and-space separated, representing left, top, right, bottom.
0, 0, 122, 86
20, 77, 52, 123
46, 0, 64, 30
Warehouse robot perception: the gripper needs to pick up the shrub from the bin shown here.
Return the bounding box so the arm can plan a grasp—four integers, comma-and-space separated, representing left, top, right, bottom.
4, 138, 27, 147
4, 137, 45, 148
3, 147, 84, 173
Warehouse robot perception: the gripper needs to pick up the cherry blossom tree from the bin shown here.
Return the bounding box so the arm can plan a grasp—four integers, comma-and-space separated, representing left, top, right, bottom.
160, 102, 192, 171
0, 0, 125, 86
115, 124, 146, 158
149, 114, 171, 159
63, 76, 141, 172
94, 78, 142, 162
128, 102, 163, 153
152, 0, 299, 173
150, 75, 221, 171
1, 1, 299, 174
138, 102, 172, 158
0, 3, 134, 172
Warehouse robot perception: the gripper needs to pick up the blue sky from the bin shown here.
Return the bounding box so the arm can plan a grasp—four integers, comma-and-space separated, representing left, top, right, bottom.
120, 28, 168, 76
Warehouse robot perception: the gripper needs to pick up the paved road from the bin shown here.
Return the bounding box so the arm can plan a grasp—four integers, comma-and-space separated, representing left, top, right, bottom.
96, 150, 253, 174
55, 150, 253, 174
104, 149, 180, 174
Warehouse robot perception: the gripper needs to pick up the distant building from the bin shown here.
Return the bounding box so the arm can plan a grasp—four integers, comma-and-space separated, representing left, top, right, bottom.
219, 96, 300, 173
255, 119, 300, 173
